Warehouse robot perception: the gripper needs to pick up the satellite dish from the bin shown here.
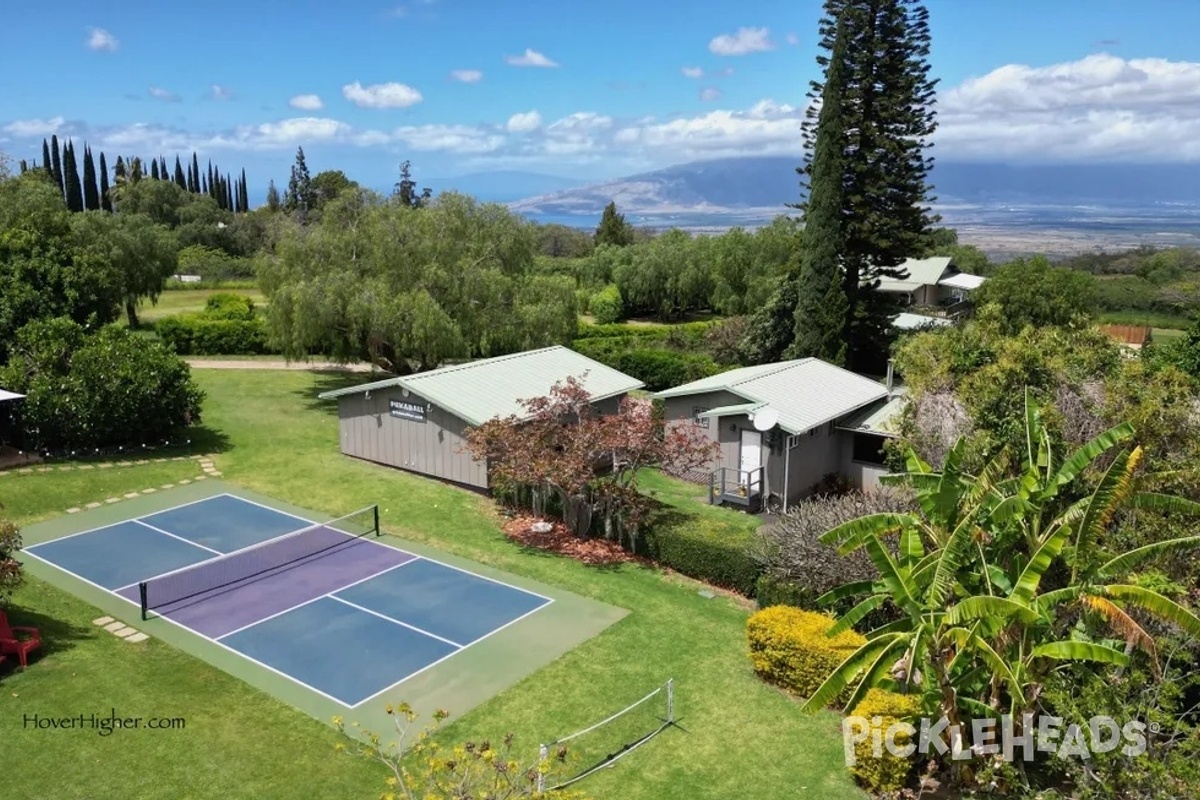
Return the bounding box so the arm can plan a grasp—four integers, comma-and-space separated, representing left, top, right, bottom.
751, 406, 779, 431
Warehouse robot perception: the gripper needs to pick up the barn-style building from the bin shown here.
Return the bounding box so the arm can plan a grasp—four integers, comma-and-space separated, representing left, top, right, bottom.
318, 346, 644, 490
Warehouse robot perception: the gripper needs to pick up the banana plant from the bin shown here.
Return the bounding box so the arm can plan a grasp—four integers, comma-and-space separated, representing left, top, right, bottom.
800, 390, 1200, 747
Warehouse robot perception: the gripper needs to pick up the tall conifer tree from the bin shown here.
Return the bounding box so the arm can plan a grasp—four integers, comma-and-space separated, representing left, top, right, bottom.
150, 158, 160, 181
41, 139, 53, 179
63, 140, 84, 212
99, 152, 112, 211
238, 169, 249, 212
174, 156, 187, 189
50, 134, 64, 198
191, 152, 200, 193
82, 145, 100, 211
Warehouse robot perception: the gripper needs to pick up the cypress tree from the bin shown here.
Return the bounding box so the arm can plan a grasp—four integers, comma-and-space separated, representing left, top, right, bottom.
63, 140, 84, 212
265, 179, 281, 212
787, 12, 853, 365
82, 145, 100, 211
225, 173, 234, 211
18, 159, 27, 173
206, 161, 215, 198
174, 156, 186, 189
150, 157, 160, 181
50, 134, 64, 198
99, 152, 112, 211
191, 152, 200, 193
160, 157, 169, 180
239, 169, 249, 212
284, 147, 313, 221
41, 139, 53, 178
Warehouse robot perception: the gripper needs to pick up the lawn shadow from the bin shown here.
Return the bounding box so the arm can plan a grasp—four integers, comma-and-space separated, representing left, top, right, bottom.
297, 370, 393, 415
0, 601, 94, 669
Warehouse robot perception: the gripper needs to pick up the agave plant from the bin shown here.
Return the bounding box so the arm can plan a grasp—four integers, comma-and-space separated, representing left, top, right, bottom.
801, 390, 1200, 753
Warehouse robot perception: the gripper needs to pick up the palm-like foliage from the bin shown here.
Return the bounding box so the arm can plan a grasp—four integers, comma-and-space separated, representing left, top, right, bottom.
802, 390, 1200, 746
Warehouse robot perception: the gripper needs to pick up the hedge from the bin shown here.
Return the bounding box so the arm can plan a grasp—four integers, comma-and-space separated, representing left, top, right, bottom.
574, 321, 715, 340
644, 517, 761, 596
755, 573, 817, 610
745, 605, 866, 699
848, 689, 922, 795
156, 315, 274, 355
589, 284, 625, 325
570, 344, 724, 392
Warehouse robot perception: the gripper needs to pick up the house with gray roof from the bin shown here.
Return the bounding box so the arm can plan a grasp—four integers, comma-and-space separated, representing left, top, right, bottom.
318, 346, 644, 490
878, 256, 986, 328
656, 359, 902, 511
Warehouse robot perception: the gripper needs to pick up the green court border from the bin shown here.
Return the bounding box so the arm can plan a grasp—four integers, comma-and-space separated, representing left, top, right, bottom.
19, 479, 628, 735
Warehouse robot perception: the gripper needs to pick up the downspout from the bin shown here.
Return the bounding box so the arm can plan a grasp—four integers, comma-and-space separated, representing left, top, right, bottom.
782, 433, 790, 514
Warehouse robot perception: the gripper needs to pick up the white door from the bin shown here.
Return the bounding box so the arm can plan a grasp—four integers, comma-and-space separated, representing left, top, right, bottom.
739, 430, 762, 487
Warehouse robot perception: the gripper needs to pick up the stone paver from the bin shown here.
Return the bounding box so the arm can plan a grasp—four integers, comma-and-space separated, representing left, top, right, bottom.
104, 621, 126, 632
178, 478, 191, 485
93, 616, 115, 626
161, 484, 175, 489
125, 633, 150, 643
123, 492, 140, 499
79, 464, 95, 470
141, 488, 156, 494
99, 463, 113, 469
105, 497, 121, 504
195, 476, 207, 481
85, 502, 102, 509
112, 626, 138, 638
66, 507, 81, 514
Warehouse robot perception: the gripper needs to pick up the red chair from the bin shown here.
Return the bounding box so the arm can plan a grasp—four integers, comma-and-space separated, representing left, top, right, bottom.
0, 611, 40, 669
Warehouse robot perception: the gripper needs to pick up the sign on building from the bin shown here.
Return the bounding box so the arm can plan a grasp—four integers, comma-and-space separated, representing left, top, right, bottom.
389, 398, 427, 423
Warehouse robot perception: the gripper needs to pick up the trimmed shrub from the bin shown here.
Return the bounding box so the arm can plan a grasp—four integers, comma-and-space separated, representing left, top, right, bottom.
847, 689, 922, 795
644, 518, 760, 596
610, 349, 723, 392
156, 315, 272, 355
589, 284, 625, 325
746, 605, 866, 699
202, 292, 256, 321
755, 573, 815, 609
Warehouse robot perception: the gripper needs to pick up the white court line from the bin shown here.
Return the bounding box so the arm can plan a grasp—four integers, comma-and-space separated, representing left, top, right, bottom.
19, 546, 358, 708
213, 558, 419, 641
349, 594, 555, 710
133, 520, 223, 555
23, 492, 232, 551
329, 595, 464, 648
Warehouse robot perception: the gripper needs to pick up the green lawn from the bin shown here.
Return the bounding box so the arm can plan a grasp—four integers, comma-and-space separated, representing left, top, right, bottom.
1097, 309, 1192, 331
136, 288, 267, 323
0, 369, 862, 800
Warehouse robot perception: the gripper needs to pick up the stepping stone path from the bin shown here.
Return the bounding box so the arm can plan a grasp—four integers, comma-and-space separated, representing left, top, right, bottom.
7, 452, 217, 514
93, 616, 150, 643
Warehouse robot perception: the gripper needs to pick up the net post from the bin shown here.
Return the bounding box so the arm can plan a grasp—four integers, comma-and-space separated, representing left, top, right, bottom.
373, 504, 380, 536
666, 678, 674, 724
139, 582, 148, 621
537, 744, 548, 794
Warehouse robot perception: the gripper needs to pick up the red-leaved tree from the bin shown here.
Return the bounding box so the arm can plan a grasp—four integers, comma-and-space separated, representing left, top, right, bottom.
464, 376, 717, 549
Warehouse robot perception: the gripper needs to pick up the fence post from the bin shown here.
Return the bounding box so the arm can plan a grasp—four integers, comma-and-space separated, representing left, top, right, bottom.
537, 744, 548, 794
666, 678, 674, 724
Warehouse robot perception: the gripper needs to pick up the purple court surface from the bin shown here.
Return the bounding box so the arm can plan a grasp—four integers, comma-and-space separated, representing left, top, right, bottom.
23, 493, 552, 706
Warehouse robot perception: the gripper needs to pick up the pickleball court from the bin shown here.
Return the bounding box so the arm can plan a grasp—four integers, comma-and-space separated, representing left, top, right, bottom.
22, 492, 553, 707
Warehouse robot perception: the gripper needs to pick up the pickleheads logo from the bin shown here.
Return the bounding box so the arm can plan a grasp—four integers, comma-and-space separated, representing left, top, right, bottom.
22, 710, 186, 737
842, 713, 1149, 765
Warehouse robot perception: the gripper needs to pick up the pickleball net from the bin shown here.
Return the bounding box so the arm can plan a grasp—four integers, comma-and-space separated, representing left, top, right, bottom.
138, 504, 380, 619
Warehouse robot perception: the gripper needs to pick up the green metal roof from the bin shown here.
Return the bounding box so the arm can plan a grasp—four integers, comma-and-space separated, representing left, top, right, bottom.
876, 256, 954, 293
317, 346, 645, 426
837, 395, 907, 438
696, 402, 764, 419
656, 358, 888, 435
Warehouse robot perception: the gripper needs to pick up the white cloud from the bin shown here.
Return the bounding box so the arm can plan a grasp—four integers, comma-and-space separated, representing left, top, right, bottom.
148, 86, 181, 103
937, 53, 1200, 161
785, 32, 799, 46
289, 94, 324, 110
2, 116, 67, 137
682, 66, 704, 79
342, 80, 423, 109
450, 69, 483, 83
709, 27, 775, 56
506, 110, 542, 133
210, 85, 233, 101
505, 49, 559, 68
392, 124, 505, 153
87, 27, 118, 52
699, 87, 722, 102
610, 99, 801, 160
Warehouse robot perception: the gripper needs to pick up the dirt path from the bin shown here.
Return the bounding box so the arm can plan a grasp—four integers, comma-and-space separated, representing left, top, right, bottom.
185, 358, 382, 373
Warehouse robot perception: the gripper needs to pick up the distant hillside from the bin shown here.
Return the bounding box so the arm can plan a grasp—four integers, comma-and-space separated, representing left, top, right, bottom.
426, 170, 585, 203
507, 158, 1200, 216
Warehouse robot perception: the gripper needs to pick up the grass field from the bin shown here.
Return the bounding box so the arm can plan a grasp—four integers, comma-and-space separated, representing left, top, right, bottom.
1097, 309, 1192, 331
135, 288, 267, 323
0, 369, 863, 800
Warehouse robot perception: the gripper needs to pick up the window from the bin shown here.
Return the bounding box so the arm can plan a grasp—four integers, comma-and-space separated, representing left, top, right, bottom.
852, 433, 888, 466
692, 407, 710, 428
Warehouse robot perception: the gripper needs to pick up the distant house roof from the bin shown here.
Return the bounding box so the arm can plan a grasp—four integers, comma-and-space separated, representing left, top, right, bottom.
938, 273, 986, 291
877, 256, 956, 293
656, 358, 889, 435
1098, 324, 1153, 347
0, 389, 25, 402
893, 312, 953, 331
317, 346, 645, 426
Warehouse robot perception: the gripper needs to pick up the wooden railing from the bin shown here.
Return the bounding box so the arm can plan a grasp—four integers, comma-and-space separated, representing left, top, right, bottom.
709, 466, 764, 509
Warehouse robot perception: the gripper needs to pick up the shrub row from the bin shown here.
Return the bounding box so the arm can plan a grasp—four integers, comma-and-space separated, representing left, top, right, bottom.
848, 689, 922, 795
754, 573, 818, 609
572, 343, 723, 392
644, 517, 761, 596
574, 321, 716, 340
155, 315, 274, 355
745, 605, 866, 699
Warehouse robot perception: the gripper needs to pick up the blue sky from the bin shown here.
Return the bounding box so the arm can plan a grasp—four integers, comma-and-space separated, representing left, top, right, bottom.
3, 0, 1200, 196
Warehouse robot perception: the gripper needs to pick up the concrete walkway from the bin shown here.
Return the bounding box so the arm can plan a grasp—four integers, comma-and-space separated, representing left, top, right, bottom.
184, 358, 381, 373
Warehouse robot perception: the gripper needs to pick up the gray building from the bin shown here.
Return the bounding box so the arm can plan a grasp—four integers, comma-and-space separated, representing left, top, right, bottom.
317, 346, 644, 490
657, 359, 903, 511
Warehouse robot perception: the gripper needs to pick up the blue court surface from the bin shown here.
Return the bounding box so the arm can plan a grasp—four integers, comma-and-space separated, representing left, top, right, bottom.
23, 493, 553, 707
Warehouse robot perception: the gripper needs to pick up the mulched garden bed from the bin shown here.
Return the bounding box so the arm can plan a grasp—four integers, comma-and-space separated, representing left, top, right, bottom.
501, 514, 643, 566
